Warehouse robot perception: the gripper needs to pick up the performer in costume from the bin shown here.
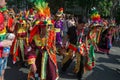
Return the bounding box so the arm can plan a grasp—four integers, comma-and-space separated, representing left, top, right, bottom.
61, 18, 88, 80
27, 0, 58, 80
55, 8, 64, 43
55, 8, 64, 55
11, 16, 29, 65
98, 23, 116, 54
85, 7, 102, 70
0, 0, 13, 80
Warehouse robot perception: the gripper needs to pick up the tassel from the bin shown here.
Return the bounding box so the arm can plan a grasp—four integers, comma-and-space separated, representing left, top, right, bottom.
13, 48, 19, 64
19, 40, 24, 61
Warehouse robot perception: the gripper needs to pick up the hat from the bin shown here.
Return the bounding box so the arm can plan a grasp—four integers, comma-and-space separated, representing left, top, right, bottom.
93, 23, 102, 27
90, 7, 103, 28
90, 7, 101, 23
56, 8, 64, 17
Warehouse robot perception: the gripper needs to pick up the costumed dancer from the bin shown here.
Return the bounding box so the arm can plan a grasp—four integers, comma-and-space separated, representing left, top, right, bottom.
11, 13, 29, 66
98, 22, 116, 54
55, 8, 64, 48
85, 7, 102, 70
27, 0, 59, 80
0, 0, 13, 80
61, 18, 88, 80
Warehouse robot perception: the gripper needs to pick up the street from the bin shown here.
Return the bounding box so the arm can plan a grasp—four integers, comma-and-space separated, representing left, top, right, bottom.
5, 46, 120, 80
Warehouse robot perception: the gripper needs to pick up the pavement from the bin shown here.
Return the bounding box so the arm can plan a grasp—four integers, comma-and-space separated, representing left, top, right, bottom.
4, 46, 120, 80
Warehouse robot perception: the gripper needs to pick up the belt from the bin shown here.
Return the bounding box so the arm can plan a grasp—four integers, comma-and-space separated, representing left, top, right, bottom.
68, 44, 77, 52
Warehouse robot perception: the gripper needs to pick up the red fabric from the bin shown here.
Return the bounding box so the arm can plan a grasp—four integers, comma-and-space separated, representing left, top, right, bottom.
29, 25, 39, 43
59, 8, 63, 12
51, 20, 55, 24
10, 38, 16, 55
19, 20, 23, 23
92, 62, 95, 67
48, 30, 55, 48
29, 8, 33, 14
0, 47, 3, 58
0, 12, 4, 24
39, 22, 46, 28
85, 64, 92, 71
13, 47, 19, 63
68, 44, 77, 52
8, 18, 13, 28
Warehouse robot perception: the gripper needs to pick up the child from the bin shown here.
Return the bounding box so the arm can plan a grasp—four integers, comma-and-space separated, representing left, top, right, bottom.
0, 33, 15, 80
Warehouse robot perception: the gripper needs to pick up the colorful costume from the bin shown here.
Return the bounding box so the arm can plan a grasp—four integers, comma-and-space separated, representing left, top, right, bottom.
11, 19, 29, 64
61, 25, 88, 80
0, 2, 13, 77
55, 8, 64, 47
27, 0, 58, 80
0, 10, 7, 76
98, 25, 115, 54
55, 19, 63, 46
85, 7, 102, 70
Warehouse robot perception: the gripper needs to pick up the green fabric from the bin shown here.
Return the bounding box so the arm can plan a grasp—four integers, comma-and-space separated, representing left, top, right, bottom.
19, 40, 24, 61
87, 44, 95, 66
41, 51, 48, 79
35, 49, 39, 56
13, 40, 18, 54
89, 44, 95, 59
0, 34, 6, 41
0, 6, 7, 12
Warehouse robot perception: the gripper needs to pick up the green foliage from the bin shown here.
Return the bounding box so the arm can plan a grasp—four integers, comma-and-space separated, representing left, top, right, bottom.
97, 0, 113, 17
47, 0, 64, 14
7, 0, 15, 7
115, 6, 120, 24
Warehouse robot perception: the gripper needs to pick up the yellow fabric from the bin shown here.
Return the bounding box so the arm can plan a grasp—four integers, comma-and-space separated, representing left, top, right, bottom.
35, 20, 40, 25
0, 27, 6, 35
55, 28, 60, 32
17, 27, 26, 33
73, 52, 81, 73
61, 49, 73, 66
28, 58, 36, 64
34, 34, 46, 47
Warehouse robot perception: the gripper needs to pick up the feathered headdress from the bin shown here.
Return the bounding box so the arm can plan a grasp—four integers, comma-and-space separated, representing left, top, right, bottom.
29, 0, 53, 42
90, 7, 101, 23
90, 7, 102, 27
34, 0, 51, 18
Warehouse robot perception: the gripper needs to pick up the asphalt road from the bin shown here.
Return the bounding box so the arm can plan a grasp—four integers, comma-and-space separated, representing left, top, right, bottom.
4, 46, 120, 80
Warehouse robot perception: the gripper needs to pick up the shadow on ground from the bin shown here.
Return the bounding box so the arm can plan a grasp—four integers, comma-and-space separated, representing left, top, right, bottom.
5, 56, 28, 80
86, 64, 120, 80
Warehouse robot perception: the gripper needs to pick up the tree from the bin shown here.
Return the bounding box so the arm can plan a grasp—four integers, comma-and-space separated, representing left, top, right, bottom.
97, 0, 113, 18
115, 6, 120, 24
